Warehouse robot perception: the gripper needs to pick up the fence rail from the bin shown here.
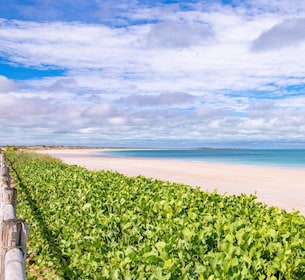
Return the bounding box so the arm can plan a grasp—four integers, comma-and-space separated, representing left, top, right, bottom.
0, 151, 28, 280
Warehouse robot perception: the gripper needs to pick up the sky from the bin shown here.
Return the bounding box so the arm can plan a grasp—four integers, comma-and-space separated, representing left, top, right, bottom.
1, 0, 305, 148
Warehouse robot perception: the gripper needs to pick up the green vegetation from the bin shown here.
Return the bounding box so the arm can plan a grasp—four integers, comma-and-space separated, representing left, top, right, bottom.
7, 151, 305, 279
5, 150, 59, 165
4, 145, 19, 152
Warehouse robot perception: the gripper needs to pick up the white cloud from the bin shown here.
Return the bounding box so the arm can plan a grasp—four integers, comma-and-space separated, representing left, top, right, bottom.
81, 103, 117, 118
145, 21, 213, 48
251, 18, 305, 51
194, 106, 227, 119
1, 2, 305, 147
48, 78, 77, 91
119, 92, 196, 106
0, 75, 17, 92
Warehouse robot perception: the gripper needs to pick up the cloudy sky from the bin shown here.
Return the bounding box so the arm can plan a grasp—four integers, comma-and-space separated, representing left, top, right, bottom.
1, 0, 305, 148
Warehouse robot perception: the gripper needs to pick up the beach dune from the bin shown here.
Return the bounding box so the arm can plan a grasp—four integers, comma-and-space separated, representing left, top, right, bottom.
38, 148, 305, 215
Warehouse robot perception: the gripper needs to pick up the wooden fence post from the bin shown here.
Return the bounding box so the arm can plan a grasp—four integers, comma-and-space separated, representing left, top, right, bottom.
5, 249, 25, 279
0, 151, 28, 280
3, 188, 17, 217
1, 220, 27, 280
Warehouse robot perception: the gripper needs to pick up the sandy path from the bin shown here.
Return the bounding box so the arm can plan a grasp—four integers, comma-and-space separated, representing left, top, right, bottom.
38, 149, 305, 215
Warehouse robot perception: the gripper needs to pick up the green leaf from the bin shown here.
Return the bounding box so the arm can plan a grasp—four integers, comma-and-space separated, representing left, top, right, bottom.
82, 203, 91, 210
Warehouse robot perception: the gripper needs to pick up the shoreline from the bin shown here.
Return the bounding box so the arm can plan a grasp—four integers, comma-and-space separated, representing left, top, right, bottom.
37, 148, 305, 215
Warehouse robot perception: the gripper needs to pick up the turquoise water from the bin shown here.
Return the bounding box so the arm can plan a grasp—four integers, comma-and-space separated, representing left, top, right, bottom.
100, 149, 305, 168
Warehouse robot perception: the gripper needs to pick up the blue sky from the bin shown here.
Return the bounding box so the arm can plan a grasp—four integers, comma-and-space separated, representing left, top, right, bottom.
1, 0, 305, 148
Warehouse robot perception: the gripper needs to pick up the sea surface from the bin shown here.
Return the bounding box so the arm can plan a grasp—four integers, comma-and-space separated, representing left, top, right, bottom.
100, 149, 305, 169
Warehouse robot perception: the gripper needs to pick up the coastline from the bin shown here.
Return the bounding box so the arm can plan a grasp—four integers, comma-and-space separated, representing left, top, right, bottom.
37, 148, 305, 215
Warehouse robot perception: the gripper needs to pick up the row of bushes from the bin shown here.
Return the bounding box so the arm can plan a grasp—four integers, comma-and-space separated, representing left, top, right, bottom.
6, 151, 305, 279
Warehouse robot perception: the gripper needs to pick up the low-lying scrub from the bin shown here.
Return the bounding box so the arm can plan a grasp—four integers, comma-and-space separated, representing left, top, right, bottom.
7, 151, 305, 279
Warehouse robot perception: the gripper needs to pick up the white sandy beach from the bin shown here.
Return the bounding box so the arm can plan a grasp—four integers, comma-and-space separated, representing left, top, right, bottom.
38, 148, 305, 215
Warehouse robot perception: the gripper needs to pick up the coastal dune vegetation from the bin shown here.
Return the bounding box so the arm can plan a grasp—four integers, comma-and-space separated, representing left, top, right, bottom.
6, 150, 305, 279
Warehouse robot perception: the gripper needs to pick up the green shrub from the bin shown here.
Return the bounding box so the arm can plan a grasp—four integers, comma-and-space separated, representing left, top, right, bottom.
10, 152, 305, 279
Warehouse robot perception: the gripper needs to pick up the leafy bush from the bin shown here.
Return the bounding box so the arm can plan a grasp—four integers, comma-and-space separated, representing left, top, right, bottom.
5, 145, 18, 152
6, 150, 60, 165
8, 152, 305, 279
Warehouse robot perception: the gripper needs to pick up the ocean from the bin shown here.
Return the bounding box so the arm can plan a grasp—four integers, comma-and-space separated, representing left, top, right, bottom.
100, 149, 305, 169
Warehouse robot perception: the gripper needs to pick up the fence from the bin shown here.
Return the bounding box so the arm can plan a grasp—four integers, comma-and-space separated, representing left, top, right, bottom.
0, 151, 28, 280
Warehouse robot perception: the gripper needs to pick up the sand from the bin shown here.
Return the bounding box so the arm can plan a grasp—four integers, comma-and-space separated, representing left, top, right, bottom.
37, 148, 305, 215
